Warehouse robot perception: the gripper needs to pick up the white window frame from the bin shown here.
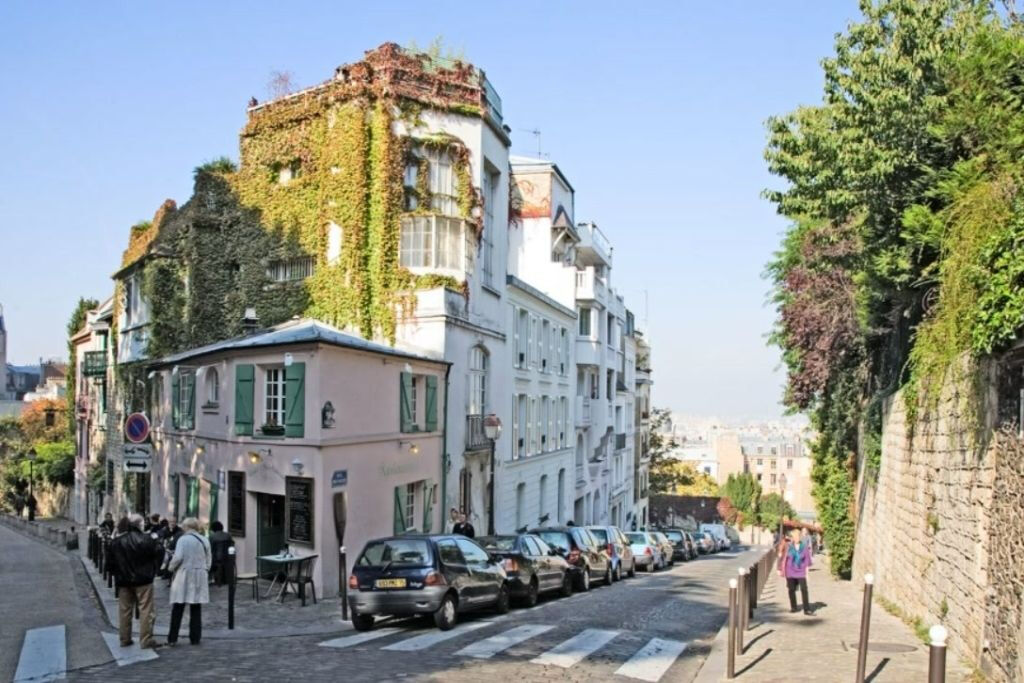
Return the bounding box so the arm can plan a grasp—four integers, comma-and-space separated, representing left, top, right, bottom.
468, 347, 488, 415
264, 367, 286, 426
399, 215, 468, 274
516, 308, 529, 368
405, 482, 417, 530
578, 308, 591, 337
206, 367, 219, 405
266, 256, 314, 283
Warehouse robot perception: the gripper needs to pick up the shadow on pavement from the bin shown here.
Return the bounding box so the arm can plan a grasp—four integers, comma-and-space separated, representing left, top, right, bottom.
864, 656, 891, 682
741, 628, 773, 653
735, 648, 772, 676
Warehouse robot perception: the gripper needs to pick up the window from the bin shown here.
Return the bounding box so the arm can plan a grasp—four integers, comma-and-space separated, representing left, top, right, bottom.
266, 256, 314, 282
540, 397, 549, 450
516, 394, 527, 459
399, 215, 466, 270
516, 309, 528, 367
560, 328, 568, 375
149, 374, 163, 424
756, 458, 763, 466
265, 368, 286, 426
326, 222, 343, 265
529, 397, 538, 455
541, 320, 550, 372
578, 308, 591, 336
277, 159, 301, 185
607, 313, 616, 348
787, 459, 793, 469
481, 169, 497, 286
405, 482, 417, 530
539, 475, 548, 523
757, 473, 763, 481
437, 539, 463, 565
771, 459, 777, 469
557, 469, 565, 523
468, 347, 488, 415
770, 474, 777, 486
205, 368, 219, 405
456, 538, 489, 564
410, 376, 418, 425
459, 467, 472, 515
561, 397, 569, 447
177, 372, 194, 428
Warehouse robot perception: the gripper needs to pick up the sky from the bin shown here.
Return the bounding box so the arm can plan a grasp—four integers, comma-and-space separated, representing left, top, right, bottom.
0, 1, 859, 418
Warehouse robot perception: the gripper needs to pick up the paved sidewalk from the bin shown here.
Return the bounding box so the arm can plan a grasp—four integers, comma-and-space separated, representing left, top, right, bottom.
2, 514, 354, 641
696, 553, 971, 682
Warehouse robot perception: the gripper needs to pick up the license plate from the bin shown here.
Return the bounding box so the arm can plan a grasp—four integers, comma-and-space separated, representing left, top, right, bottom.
375, 578, 407, 589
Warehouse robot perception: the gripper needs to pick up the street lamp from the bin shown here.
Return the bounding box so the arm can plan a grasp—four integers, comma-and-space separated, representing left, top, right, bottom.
778, 473, 788, 543
26, 448, 37, 521
483, 414, 502, 535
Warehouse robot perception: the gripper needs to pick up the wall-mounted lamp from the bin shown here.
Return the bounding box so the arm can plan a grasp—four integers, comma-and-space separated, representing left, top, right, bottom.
399, 440, 419, 455
248, 448, 271, 465
291, 458, 304, 475
176, 440, 185, 449
195, 445, 205, 456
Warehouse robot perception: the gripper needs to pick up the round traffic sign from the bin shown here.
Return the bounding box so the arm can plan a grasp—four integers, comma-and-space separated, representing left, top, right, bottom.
124, 412, 151, 444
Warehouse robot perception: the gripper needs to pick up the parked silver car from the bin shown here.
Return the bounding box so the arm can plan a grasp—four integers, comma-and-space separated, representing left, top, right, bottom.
626, 531, 666, 572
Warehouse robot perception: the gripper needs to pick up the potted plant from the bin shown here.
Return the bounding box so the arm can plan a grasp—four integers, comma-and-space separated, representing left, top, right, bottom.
261, 417, 285, 436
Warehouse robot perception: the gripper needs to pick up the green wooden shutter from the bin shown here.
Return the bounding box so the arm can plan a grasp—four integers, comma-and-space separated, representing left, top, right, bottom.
425, 375, 438, 432
285, 362, 306, 438
185, 374, 195, 429
393, 486, 407, 534
187, 477, 200, 517
400, 372, 414, 433
171, 372, 180, 429
209, 484, 219, 530
234, 364, 254, 436
422, 480, 435, 533
172, 474, 180, 519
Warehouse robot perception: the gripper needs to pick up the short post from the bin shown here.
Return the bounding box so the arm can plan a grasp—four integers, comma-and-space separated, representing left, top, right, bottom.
736, 567, 746, 655
227, 546, 236, 630
855, 573, 874, 683
751, 562, 759, 609
928, 625, 947, 683
727, 578, 737, 679
340, 546, 349, 621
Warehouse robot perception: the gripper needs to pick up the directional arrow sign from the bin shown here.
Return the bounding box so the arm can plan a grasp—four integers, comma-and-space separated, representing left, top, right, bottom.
124, 458, 152, 473
123, 443, 152, 473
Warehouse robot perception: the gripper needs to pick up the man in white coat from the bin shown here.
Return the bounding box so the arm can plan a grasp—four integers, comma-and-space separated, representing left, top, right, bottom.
167, 517, 211, 646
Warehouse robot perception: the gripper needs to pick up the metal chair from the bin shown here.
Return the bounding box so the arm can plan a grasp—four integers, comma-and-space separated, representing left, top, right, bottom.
235, 572, 260, 603
284, 556, 317, 606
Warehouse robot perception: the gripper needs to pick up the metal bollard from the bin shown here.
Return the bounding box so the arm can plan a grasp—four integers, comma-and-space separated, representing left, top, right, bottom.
727, 578, 738, 679
747, 564, 755, 622
340, 546, 349, 621
855, 573, 874, 683
751, 563, 759, 609
227, 546, 236, 630
59, 530, 67, 548
928, 625, 947, 683
736, 567, 746, 655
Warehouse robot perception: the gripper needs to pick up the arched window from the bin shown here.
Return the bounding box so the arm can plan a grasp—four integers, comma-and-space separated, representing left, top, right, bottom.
205, 367, 219, 405
468, 346, 488, 415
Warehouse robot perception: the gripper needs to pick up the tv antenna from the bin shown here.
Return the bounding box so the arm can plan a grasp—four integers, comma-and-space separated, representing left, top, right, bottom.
520, 128, 544, 157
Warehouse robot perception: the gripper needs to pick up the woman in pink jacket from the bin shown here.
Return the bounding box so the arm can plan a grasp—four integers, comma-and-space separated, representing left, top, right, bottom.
778, 529, 813, 615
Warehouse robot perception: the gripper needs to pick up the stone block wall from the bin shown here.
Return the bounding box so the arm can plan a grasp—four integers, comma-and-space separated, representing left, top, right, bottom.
853, 359, 1024, 681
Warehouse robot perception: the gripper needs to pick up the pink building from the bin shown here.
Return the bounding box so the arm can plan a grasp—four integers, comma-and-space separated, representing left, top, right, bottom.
146, 319, 448, 597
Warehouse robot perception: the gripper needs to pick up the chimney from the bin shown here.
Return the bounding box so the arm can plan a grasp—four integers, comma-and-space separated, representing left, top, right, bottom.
241, 307, 259, 335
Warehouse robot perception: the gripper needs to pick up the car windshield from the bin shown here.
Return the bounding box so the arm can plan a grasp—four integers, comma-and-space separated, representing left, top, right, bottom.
537, 531, 572, 552
664, 531, 684, 542
357, 539, 431, 567
589, 528, 609, 544
478, 536, 518, 551
626, 532, 648, 544
692, 532, 705, 540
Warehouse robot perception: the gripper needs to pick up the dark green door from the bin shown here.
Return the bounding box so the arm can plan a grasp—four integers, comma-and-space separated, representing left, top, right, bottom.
256, 494, 286, 579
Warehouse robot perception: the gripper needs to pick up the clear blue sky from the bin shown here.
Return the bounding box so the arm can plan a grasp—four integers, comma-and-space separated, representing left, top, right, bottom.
0, 1, 858, 417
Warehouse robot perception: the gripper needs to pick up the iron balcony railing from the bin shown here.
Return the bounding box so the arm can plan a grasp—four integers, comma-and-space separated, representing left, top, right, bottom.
82, 351, 107, 377
466, 414, 490, 451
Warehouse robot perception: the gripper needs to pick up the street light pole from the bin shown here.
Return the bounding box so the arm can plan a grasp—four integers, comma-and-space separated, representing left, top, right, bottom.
778, 473, 787, 543
483, 414, 503, 536
27, 448, 37, 522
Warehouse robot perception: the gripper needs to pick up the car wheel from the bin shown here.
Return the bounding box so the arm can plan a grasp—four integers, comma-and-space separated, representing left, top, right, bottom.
578, 567, 591, 592
613, 562, 622, 582
559, 572, 573, 597
494, 584, 511, 614
524, 577, 539, 608
628, 560, 637, 578
433, 593, 458, 631
352, 613, 374, 632
604, 564, 613, 585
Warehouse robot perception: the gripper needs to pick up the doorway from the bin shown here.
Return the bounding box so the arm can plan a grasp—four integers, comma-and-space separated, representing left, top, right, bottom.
256, 493, 286, 578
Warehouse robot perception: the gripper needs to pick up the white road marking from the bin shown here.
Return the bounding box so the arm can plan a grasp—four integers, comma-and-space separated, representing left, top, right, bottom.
14, 625, 66, 682
100, 632, 159, 667
455, 624, 555, 659
318, 627, 405, 649
382, 620, 491, 651
614, 637, 688, 681
530, 628, 620, 668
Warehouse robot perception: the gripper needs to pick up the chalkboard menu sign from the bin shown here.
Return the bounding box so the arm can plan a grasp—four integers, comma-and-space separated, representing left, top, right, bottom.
286, 476, 314, 545
227, 471, 245, 537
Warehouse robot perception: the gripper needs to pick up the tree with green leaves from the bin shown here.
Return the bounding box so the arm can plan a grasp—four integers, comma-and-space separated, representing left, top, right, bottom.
718, 473, 761, 524
758, 493, 797, 532
648, 408, 695, 493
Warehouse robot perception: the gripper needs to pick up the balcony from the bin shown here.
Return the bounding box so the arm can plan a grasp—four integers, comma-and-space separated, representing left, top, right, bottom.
574, 268, 607, 303
615, 433, 627, 450
575, 338, 601, 366
576, 222, 612, 267
82, 351, 107, 377
465, 415, 490, 452
575, 396, 592, 427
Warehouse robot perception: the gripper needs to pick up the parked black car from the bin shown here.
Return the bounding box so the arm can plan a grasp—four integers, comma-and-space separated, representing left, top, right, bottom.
530, 526, 612, 591
586, 525, 637, 581
348, 534, 509, 631
661, 528, 694, 562
478, 534, 572, 605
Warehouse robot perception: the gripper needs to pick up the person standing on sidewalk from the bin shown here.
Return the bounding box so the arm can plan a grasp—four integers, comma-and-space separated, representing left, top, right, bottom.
778, 529, 813, 615
166, 517, 211, 646
107, 513, 162, 648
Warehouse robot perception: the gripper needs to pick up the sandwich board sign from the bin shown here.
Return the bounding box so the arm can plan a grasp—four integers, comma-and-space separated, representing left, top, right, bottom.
123, 443, 153, 473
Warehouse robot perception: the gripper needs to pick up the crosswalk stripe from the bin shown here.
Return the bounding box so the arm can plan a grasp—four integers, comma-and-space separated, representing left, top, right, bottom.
614, 637, 688, 682
100, 632, 159, 667
14, 625, 66, 682
382, 620, 491, 651
530, 628, 619, 668
319, 627, 405, 649
455, 624, 555, 659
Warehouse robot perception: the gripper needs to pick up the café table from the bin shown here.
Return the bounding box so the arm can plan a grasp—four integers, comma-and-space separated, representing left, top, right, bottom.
255, 553, 319, 602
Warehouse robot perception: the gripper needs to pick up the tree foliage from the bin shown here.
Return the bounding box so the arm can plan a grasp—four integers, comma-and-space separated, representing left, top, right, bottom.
758, 493, 797, 532
718, 473, 761, 523
647, 408, 692, 493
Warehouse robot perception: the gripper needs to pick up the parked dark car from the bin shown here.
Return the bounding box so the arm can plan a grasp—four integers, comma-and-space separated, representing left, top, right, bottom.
348, 535, 509, 631
651, 531, 676, 567
691, 531, 715, 554
477, 534, 572, 605
683, 532, 700, 560
530, 526, 611, 591
660, 528, 694, 562
586, 525, 636, 581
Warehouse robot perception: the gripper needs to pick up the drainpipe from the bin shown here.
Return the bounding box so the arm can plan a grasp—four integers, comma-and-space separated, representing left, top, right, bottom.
439, 363, 452, 530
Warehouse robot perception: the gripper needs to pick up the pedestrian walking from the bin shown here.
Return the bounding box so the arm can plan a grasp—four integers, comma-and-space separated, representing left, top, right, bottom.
99, 512, 115, 536
26, 493, 37, 521
778, 529, 813, 615
106, 513, 162, 648
452, 513, 475, 538
167, 517, 211, 646
444, 507, 459, 534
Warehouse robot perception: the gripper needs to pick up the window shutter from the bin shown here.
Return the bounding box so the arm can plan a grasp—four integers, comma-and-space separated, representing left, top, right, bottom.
422, 480, 435, 533
285, 362, 306, 437
187, 477, 200, 517
393, 486, 407, 534
209, 484, 219, 529
400, 372, 414, 433
185, 374, 195, 429
171, 372, 180, 429
234, 364, 254, 436
425, 375, 438, 432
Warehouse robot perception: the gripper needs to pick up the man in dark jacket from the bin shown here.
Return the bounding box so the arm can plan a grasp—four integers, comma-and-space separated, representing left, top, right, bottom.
208, 521, 234, 585
107, 514, 162, 648
452, 513, 475, 538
